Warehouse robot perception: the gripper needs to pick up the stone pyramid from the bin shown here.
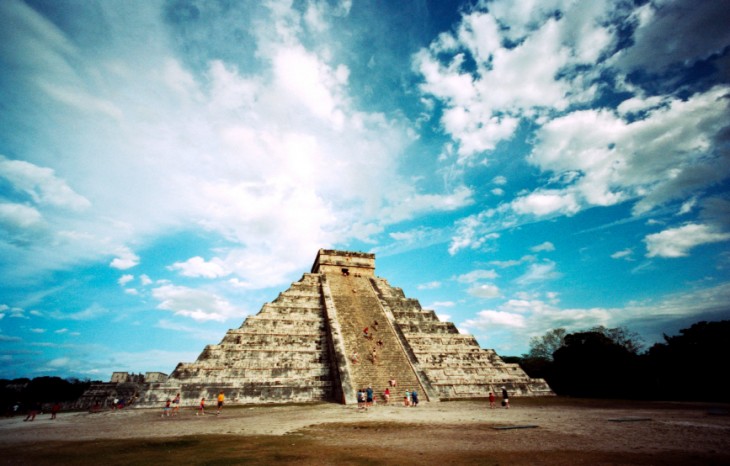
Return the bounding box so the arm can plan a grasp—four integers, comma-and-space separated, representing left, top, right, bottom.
140, 249, 551, 406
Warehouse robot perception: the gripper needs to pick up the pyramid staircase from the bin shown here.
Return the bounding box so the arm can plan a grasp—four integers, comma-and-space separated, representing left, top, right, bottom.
323, 273, 428, 403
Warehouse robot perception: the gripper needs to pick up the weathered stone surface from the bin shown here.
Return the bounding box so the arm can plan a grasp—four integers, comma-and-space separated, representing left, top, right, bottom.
127, 249, 552, 407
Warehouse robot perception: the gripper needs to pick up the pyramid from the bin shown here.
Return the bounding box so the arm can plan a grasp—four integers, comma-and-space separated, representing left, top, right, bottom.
140, 249, 551, 406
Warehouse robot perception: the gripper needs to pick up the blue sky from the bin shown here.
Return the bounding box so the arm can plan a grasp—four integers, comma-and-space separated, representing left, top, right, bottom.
1, 0, 729, 380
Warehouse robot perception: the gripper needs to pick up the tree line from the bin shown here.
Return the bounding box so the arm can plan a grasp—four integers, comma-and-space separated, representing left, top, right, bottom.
505, 320, 729, 401
1, 376, 99, 415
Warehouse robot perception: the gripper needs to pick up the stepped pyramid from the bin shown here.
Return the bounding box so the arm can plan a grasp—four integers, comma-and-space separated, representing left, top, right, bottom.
140, 249, 551, 406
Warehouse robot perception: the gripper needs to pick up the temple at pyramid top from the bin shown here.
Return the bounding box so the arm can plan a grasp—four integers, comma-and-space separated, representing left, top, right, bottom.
130, 249, 552, 407
311, 249, 375, 275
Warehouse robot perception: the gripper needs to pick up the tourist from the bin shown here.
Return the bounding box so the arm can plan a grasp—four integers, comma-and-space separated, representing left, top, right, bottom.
112, 398, 119, 410
373, 320, 379, 330
384, 387, 390, 404
357, 389, 365, 410
501, 387, 510, 409
371, 348, 378, 364
50, 402, 61, 420
366, 386, 374, 408
389, 379, 397, 387
351, 351, 359, 364
24, 401, 40, 421
488, 391, 495, 409
377, 338, 384, 347
411, 389, 419, 407
162, 398, 171, 417
217, 391, 225, 415
197, 397, 205, 416
172, 393, 180, 416
404, 390, 410, 407
363, 327, 369, 338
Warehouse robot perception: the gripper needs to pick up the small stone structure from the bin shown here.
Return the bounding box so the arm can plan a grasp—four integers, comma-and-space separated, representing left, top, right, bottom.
136, 249, 552, 406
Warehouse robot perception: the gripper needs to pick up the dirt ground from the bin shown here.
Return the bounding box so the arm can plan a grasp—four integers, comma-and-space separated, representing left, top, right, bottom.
1, 398, 729, 465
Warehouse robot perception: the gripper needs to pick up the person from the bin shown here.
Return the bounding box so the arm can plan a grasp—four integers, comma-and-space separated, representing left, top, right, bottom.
50, 402, 61, 420
489, 391, 496, 409
404, 390, 410, 407
501, 387, 510, 409
217, 391, 225, 415
371, 348, 378, 364
162, 398, 171, 417
377, 338, 384, 347
112, 398, 119, 410
411, 389, 419, 407
24, 402, 40, 422
351, 351, 359, 364
373, 320, 379, 330
384, 387, 390, 404
172, 393, 181, 416
197, 398, 205, 416
389, 379, 397, 387
357, 389, 365, 410
366, 386, 374, 408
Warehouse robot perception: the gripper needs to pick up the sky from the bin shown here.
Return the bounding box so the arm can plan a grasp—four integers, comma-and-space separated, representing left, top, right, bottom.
1, 0, 729, 381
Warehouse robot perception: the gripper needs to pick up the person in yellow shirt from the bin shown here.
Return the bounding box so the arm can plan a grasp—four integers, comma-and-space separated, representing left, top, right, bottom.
216, 391, 225, 415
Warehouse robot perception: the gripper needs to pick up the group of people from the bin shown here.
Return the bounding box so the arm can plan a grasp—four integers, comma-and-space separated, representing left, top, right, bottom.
16, 401, 61, 421
356, 386, 374, 409
161, 391, 226, 417
356, 384, 421, 408
403, 389, 419, 407
488, 387, 510, 409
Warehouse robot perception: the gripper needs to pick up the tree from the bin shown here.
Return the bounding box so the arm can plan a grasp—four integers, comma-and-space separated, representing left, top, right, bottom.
526, 328, 567, 361
551, 331, 642, 398
588, 325, 644, 354
646, 320, 730, 401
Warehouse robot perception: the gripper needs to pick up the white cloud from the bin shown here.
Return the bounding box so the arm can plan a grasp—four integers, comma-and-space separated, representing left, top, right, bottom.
456, 269, 498, 283
489, 255, 536, 268
49, 303, 108, 321
169, 256, 230, 279
415, 2, 613, 160
0, 1, 468, 290
0, 202, 44, 229
152, 284, 246, 322
417, 281, 441, 290
530, 241, 555, 252
118, 274, 134, 286
430, 301, 455, 309
462, 310, 526, 329
645, 223, 730, 258
0, 155, 91, 210
467, 283, 501, 298
515, 260, 562, 285
449, 215, 500, 254
110, 247, 139, 270
511, 189, 581, 217
611, 248, 634, 260
528, 87, 730, 216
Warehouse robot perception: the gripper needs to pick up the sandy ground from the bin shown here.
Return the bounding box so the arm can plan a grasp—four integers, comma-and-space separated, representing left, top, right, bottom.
1, 398, 729, 462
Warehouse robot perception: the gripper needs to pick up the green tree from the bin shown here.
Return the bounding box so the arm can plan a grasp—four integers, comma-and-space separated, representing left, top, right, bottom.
589, 325, 644, 354
526, 328, 567, 361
